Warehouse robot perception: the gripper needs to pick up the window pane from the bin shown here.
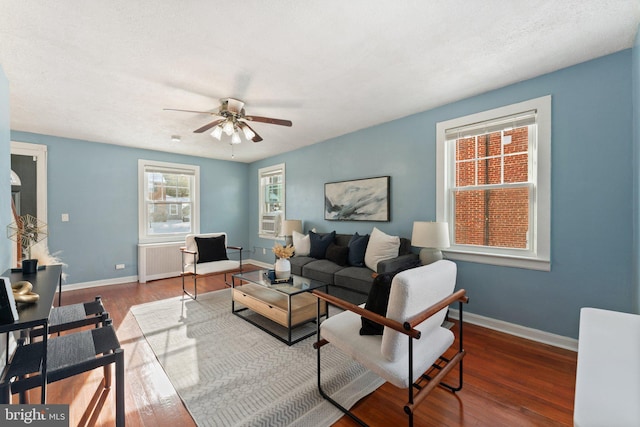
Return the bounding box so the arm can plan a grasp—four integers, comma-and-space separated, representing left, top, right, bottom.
503, 127, 528, 155
453, 187, 529, 249
504, 154, 528, 183
476, 132, 502, 157
456, 160, 475, 187
456, 137, 475, 161
147, 202, 192, 235
145, 171, 194, 235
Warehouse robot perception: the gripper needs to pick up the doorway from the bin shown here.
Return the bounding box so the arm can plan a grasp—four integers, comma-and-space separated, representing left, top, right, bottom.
9, 141, 47, 267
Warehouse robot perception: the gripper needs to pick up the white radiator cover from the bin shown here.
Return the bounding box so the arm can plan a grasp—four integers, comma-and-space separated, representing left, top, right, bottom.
138, 242, 183, 283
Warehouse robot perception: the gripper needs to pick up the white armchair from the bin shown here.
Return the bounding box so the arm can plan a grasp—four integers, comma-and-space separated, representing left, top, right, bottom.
313, 260, 467, 426
180, 232, 242, 299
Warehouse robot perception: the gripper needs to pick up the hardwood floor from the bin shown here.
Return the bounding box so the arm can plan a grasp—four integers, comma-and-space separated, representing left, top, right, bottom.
34, 266, 576, 426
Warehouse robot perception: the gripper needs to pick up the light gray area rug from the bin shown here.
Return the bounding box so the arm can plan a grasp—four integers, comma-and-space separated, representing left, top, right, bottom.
131, 289, 384, 427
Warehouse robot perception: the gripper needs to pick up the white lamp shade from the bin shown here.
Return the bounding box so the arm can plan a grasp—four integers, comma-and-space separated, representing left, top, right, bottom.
412, 222, 450, 249
223, 120, 235, 136
211, 126, 223, 140
282, 219, 303, 236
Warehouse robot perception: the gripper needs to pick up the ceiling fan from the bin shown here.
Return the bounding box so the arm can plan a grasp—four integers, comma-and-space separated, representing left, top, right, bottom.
164, 98, 292, 144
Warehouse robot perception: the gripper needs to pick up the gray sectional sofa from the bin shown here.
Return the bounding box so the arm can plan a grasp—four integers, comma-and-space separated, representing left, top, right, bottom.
289, 233, 418, 304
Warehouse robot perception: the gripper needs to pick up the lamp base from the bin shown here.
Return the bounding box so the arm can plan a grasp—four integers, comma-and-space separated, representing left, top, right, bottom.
419, 248, 443, 265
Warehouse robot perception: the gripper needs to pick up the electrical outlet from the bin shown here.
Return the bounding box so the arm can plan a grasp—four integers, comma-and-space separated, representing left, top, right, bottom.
262, 248, 266, 255
115, 264, 125, 270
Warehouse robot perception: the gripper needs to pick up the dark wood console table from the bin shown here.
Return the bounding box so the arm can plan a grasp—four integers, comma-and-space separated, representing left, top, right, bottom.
0, 264, 62, 403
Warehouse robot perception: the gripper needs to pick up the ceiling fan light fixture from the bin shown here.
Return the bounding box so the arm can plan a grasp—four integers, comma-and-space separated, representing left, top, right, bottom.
223, 120, 235, 136
231, 131, 242, 145
211, 126, 223, 140
239, 123, 255, 140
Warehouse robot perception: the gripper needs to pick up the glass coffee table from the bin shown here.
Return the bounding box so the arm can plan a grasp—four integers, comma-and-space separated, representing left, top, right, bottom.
231, 269, 328, 345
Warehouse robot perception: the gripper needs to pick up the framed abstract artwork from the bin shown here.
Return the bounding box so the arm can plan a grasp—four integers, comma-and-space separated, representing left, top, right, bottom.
324, 176, 390, 221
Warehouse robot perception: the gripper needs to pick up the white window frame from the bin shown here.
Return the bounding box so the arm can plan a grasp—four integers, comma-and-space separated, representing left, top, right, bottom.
258, 163, 285, 239
436, 95, 551, 271
138, 159, 200, 243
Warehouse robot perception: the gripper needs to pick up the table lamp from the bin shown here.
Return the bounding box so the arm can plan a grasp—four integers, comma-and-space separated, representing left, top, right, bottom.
281, 219, 302, 246
411, 221, 450, 265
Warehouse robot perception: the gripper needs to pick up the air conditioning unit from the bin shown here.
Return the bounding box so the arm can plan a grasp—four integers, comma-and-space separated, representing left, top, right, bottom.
261, 213, 282, 236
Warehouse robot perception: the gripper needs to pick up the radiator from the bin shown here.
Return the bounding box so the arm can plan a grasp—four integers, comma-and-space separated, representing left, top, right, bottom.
138, 242, 183, 283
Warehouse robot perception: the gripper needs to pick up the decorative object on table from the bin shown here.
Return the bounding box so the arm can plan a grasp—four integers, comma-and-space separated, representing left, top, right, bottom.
272, 243, 295, 280
11, 280, 39, 303
411, 221, 450, 265
264, 269, 292, 284
0, 277, 19, 323
281, 219, 303, 246
7, 214, 48, 274
324, 176, 390, 221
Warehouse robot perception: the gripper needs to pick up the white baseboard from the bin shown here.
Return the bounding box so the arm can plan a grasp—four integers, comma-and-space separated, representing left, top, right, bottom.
62, 275, 139, 292
448, 308, 578, 352
246, 259, 272, 269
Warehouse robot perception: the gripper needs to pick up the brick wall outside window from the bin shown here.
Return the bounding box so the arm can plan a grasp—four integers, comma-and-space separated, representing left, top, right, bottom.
454, 127, 529, 249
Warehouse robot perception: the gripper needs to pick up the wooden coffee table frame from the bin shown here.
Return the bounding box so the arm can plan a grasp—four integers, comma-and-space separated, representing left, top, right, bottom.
231, 270, 328, 345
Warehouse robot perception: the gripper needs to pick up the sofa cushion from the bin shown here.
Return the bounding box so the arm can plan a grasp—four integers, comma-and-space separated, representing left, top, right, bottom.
333, 266, 375, 296
348, 232, 370, 267
195, 235, 228, 263
302, 259, 344, 285
309, 231, 335, 259
325, 243, 349, 266
292, 230, 311, 256
289, 256, 315, 276
364, 227, 400, 272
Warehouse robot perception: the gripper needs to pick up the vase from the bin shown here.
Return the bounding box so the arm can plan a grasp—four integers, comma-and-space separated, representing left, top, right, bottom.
274, 258, 291, 280
21, 259, 38, 274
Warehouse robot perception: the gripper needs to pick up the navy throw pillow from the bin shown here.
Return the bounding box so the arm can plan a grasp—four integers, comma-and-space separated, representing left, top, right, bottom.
325, 243, 349, 266
348, 232, 369, 267
195, 235, 229, 263
309, 231, 336, 259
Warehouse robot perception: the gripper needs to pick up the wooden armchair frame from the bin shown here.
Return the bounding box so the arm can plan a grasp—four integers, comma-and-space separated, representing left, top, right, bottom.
312, 287, 468, 427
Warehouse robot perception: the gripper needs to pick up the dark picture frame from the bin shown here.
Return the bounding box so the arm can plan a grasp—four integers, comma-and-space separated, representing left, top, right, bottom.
324, 176, 390, 221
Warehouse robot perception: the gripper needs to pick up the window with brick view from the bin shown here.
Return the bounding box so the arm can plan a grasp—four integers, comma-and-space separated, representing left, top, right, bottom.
436, 96, 551, 271
454, 127, 530, 249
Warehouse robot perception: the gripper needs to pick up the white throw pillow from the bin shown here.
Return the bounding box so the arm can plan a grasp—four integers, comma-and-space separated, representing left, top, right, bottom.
292, 230, 311, 256
364, 227, 400, 272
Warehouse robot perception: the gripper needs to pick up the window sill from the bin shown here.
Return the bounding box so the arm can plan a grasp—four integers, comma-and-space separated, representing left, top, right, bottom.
258, 234, 283, 240
444, 249, 550, 271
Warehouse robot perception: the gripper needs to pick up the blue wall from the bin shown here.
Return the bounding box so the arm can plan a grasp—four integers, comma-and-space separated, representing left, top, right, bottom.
249, 50, 635, 339
0, 65, 10, 272
9, 132, 249, 285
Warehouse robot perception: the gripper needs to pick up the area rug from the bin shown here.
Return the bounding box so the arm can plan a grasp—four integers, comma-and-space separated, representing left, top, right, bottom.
131, 289, 385, 427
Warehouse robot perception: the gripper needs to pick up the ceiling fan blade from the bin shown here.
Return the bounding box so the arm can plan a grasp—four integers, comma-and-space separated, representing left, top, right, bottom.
163, 108, 218, 115
244, 115, 293, 127
194, 119, 225, 133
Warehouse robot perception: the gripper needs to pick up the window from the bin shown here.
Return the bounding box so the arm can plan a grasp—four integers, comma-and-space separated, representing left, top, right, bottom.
258, 163, 285, 238
436, 96, 551, 271
138, 159, 199, 243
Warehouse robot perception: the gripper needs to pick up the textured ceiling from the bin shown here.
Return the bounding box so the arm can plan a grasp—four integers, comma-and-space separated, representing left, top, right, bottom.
1, 1, 638, 163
